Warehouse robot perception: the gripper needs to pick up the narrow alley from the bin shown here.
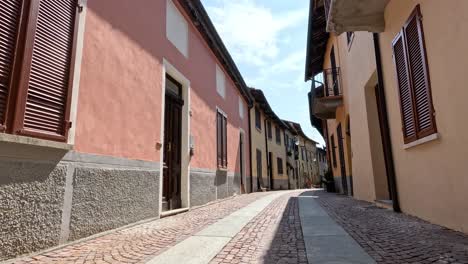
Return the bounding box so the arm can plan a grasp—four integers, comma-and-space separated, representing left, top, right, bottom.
7, 190, 468, 264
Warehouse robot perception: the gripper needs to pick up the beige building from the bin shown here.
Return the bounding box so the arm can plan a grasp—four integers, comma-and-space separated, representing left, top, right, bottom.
306, 0, 468, 233
249, 88, 289, 190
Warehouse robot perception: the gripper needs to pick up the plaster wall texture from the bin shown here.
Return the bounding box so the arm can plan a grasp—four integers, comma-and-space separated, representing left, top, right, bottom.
74, 0, 251, 177
249, 106, 268, 188
190, 169, 240, 206
378, 0, 468, 233
266, 125, 288, 188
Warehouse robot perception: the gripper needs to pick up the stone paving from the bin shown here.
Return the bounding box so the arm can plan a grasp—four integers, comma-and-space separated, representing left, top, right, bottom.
313, 190, 468, 264
210, 192, 308, 264
11, 192, 270, 264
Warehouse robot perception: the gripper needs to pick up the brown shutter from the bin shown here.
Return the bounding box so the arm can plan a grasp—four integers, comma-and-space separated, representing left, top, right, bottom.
217, 111, 222, 166
403, 5, 436, 138
392, 32, 417, 144
15, 0, 79, 141
222, 115, 227, 167
0, 0, 22, 130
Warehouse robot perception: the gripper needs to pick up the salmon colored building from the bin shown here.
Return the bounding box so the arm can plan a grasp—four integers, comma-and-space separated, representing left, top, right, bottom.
306, 0, 468, 234
0, 0, 252, 260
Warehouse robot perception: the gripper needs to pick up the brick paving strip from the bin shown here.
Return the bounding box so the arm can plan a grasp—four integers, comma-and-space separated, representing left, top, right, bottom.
6, 192, 272, 264
210, 191, 308, 264
313, 190, 468, 264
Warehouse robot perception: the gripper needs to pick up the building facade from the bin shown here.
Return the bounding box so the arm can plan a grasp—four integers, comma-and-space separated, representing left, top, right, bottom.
0, 0, 253, 260
249, 88, 289, 191
306, 0, 468, 233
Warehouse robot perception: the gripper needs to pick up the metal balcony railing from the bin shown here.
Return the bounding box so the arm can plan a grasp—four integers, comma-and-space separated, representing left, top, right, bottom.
316, 67, 342, 97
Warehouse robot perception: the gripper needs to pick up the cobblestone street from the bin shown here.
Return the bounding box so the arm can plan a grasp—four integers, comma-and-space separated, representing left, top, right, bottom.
6, 190, 468, 264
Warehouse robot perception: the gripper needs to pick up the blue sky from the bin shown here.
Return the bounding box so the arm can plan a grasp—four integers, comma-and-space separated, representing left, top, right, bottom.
201, 0, 325, 147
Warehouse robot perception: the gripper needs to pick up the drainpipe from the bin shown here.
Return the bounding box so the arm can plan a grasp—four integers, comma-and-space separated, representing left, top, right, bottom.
264, 117, 270, 190
248, 106, 254, 193
373, 33, 401, 213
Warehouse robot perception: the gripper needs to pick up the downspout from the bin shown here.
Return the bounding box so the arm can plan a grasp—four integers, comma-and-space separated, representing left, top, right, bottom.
373, 33, 401, 212
264, 117, 270, 190
248, 106, 253, 193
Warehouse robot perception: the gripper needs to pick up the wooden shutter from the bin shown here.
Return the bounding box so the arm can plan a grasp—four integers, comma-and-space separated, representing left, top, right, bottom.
0, 0, 22, 130
15, 0, 79, 141
403, 5, 436, 139
217, 111, 222, 166
222, 115, 227, 167
393, 32, 417, 144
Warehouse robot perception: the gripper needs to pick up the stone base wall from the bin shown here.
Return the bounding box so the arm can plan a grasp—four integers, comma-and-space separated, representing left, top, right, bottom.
272, 179, 289, 190
0, 151, 160, 261
190, 169, 242, 207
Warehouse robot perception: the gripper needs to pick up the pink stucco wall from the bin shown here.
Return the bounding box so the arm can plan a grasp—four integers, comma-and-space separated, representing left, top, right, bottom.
74, 0, 250, 173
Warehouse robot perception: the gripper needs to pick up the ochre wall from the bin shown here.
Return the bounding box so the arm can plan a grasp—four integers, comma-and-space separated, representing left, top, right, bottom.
267, 124, 288, 186
74, 0, 250, 174
379, 0, 468, 233
250, 105, 268, 187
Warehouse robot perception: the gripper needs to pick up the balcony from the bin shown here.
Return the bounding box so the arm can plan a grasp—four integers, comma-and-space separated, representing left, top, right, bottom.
324, 0, 389, 34
309, 67, 343, 119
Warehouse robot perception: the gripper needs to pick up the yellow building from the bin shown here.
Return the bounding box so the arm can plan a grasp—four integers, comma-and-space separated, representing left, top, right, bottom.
249, 88, 289, 190
306, 0, 468, 233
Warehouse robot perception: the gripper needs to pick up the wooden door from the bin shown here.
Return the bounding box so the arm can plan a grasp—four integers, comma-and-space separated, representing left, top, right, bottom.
256, 149, 262, 190
337, 124, 349, 195
268, 152, 273, 190
163, 76, 183, 211
239, 132, 245, 193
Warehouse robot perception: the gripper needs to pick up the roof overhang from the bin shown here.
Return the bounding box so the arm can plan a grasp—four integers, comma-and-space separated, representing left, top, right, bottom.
304, 0, 329, 81
177, 0, 253, 106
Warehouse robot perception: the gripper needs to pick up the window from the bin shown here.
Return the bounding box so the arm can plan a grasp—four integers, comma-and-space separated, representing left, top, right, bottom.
331, 134, 337, 168
255, 108, 261, 130
277, 157, 283, 174
238, 96, 244, 119
217, 109, 228, 168
275, 126, 281, 144
216, 64, 226, 98
0, 0, 80, 142
166, 0, 188, 57
346, 32, 354, 47
392, 5, 436, 144
267, 121, 272, 139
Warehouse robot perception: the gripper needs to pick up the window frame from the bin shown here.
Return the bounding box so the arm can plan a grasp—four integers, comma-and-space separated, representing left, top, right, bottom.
277, 157, 283, 174
216, 109, 228, 169
392, 4, 437, 144
255, 107, 261, 130
275, 125, 281, 144
1, 0, 81, 142
267, 120, 272, 140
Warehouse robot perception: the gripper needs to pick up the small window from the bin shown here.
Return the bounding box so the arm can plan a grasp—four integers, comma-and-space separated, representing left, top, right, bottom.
346, 32, 354, 47
216, 64, 226, 98
275, 126, 281, 144
267, 121, 272, 139
255, 108, 261, 130
277, 157, 283, 174
331, 134, 337, 168
392, 5, 436, 144
239, 96, 244, 119
217, 110, 228, 168
166, 0, 188, 57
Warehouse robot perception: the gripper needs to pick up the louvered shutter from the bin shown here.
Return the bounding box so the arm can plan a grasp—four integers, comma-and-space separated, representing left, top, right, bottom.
17, 0, 79, 141
393, 32, 417, 144
222, 115, 227, 167
403, 6, 436, 138
217, 111, 222, 166
0, 0, 22, 130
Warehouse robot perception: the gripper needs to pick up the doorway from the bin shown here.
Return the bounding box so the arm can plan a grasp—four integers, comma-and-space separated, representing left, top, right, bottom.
256, 149, 262, 190
268, 152, 273, 190
162, 75, 183, 211
337, 123, 349, 195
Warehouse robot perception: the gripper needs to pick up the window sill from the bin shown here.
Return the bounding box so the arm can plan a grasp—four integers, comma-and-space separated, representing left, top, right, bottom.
255, 127, 262, 133
403, 133, 439, 150
0, 133, 73, 151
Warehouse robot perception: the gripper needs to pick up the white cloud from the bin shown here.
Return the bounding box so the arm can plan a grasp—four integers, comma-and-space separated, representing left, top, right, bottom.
205, 0, 308, 66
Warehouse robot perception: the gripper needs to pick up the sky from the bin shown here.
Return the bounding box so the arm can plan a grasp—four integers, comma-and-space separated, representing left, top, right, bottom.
201, 0, 325, 147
